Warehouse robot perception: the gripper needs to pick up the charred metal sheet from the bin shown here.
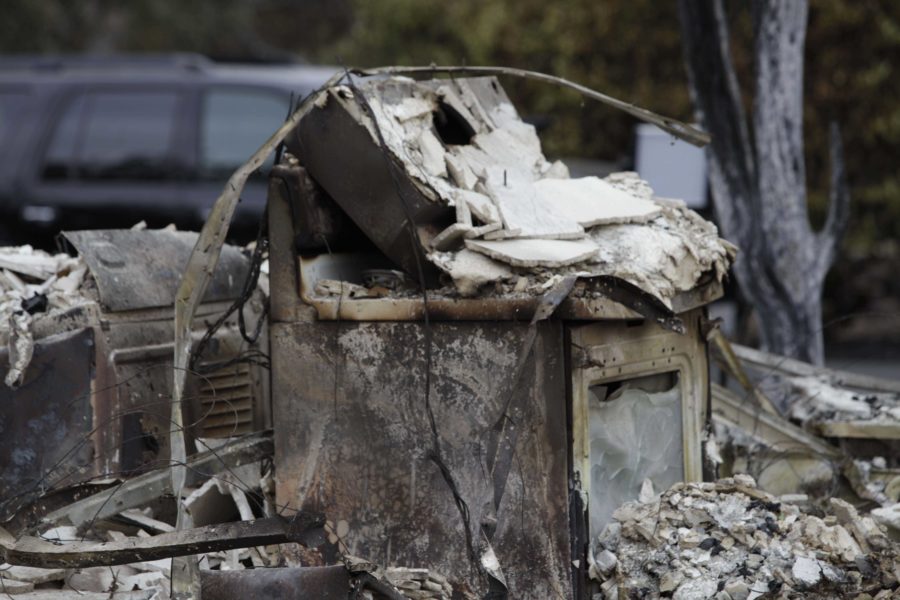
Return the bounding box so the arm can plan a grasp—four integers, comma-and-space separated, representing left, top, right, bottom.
63, 229, 250, 312
199, 566, 351, 600
0, 328, 95, 506
1, 514, 324, 569
291, 83, 449, 285
272, 320, 572, 598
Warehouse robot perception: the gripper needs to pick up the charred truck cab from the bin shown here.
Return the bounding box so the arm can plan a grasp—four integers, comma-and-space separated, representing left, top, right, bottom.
267, 76, 733, 597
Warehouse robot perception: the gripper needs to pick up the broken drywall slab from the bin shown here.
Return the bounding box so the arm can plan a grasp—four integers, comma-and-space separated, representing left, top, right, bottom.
428, 249, 512, 297
482, 167, 584, 240
4, 311, 32, 388
465, 238, 598, 268
533, 176, 662, 227
0, 565, 66, 584
871, 503, 900, 538
430, 223, 473, 252
455, 189, 500, 225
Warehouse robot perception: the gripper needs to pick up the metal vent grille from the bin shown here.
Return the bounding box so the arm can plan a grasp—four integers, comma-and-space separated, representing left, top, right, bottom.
196, 363, 255, 438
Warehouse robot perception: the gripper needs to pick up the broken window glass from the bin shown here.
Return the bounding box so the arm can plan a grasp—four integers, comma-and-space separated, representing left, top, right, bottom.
588, 371, 684, 542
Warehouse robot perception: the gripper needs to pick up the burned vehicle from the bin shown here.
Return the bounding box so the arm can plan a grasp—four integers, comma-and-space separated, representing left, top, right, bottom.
15, 70, 897, 599
258, 74, 733, 598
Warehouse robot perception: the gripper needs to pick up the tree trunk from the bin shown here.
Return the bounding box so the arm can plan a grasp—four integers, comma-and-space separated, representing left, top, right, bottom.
677, 0, 849, 365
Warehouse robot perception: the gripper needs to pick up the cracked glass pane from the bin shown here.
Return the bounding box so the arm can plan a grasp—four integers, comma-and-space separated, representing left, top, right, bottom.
588, 372, 684, 541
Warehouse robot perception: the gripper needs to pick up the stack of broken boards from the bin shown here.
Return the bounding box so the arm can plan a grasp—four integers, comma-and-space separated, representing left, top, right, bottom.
293, 76, 735, 306
591, 476, 899, 600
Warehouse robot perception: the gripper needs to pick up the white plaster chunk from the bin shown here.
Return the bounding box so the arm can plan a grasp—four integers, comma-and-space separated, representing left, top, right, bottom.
417, 129, 448, 178
465, 238, 597, 268
429, 249, 511, 297
464, 222, 502, 239
390, 97, 434, 122
473, 127, 544, 176
455, 189, 500, 225
542, 159, 570, 179
791, 555, 822, 587
533, 176, 662, 227
445, 152, 479, 190
450, 145, 492, 181
595, 549, 617, 575
482, 167, 584, 240
431, 223, 473, 252
604, 171, 655, 201
455, 195, 472, 226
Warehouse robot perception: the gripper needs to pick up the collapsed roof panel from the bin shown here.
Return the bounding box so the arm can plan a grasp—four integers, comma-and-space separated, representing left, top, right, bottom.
64, 229, 250, 312
289, 76, 735, 309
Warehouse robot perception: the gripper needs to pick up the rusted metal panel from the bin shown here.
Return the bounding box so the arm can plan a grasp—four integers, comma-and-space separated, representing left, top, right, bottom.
272, 320, 572, 599
291, 82, 449, 285
63, 229, 250, 312
0, 328, 95, 504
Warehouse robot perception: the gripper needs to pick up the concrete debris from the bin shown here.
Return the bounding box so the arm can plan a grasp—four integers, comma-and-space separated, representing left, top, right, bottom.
871, 503, 900, 537
592, 478, 899, 599
1, 245, 91, 387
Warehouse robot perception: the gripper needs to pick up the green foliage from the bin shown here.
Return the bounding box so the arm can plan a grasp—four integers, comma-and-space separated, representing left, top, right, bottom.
1, 0, 897, 249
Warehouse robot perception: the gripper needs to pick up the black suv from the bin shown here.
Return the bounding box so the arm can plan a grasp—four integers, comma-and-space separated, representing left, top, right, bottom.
0, 54, 332, 242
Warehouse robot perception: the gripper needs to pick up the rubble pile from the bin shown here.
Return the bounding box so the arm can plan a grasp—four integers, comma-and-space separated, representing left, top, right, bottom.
592, 476, 899, 599
306, 78, 735, 306
0, 245, 91, 387
0, 467, 454, 600
788, 375, 900, 425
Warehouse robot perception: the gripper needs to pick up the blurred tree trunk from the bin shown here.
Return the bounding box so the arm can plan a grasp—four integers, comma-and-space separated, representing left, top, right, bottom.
678, 0, 849, 365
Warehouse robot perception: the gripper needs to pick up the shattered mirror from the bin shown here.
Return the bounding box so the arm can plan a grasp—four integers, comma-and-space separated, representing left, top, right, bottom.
587, 371, 684, 541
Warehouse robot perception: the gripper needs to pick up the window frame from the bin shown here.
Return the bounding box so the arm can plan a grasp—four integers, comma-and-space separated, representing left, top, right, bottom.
569, 315, 707, 541
196, 84, 293, 181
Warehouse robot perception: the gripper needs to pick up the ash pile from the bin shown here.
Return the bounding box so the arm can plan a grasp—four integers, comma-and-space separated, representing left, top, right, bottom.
591, 476, 899, 599
0, 244, 90, 387
708, 336, 900, 543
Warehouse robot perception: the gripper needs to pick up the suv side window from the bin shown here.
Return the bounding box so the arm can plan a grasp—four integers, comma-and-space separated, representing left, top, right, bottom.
200, 88, 289, 179
0, 91, 29, 157
43, 91, 180, 181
